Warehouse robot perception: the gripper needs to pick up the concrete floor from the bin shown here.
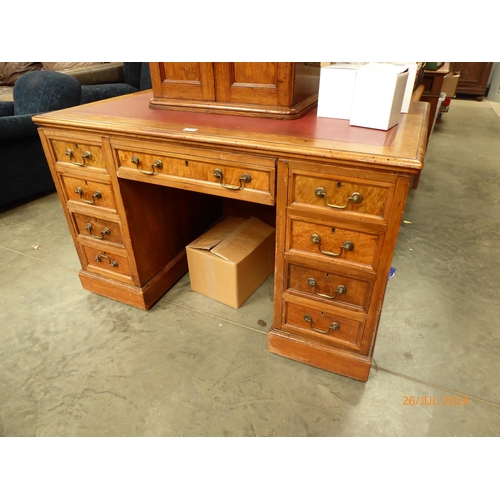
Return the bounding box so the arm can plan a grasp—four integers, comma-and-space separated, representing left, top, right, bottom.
1, 98, 500, 438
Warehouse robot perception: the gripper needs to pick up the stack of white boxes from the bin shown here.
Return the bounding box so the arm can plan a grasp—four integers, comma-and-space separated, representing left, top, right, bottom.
317, 62, 417, 130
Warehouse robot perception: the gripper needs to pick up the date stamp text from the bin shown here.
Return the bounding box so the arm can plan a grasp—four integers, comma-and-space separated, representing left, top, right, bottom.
403, 396, 469, 406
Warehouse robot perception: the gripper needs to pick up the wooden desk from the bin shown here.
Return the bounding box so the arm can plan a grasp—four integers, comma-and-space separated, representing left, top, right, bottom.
33, 92, 429, 381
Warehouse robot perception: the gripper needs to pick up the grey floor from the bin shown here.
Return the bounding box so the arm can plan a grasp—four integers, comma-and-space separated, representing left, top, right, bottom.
1, 98, 500, 438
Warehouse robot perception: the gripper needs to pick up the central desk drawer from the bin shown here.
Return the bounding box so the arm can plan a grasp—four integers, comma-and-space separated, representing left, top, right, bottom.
112, 142, 276, 205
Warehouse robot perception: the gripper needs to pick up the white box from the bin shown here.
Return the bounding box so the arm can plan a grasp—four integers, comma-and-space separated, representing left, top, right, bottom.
391, 62, 418, 113
317, 64, 362, 120
349, 63, 409, 130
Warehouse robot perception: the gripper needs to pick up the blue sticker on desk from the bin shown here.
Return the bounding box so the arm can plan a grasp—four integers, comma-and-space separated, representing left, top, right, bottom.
388, 267, 396, 281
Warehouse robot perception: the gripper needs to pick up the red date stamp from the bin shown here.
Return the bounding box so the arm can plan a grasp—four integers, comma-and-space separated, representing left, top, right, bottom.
403, 396, 469, 406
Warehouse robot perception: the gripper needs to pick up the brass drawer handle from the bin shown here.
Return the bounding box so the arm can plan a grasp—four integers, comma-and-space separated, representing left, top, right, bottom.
214, 168, 252, 190
307, 278, 347, 300
94, 254, 118, 267
131, 155, 163, 175
85, 223, 110, 240
311, 233, 354, 257
315, 187, 363, 209
75, 187, 102, 204
303, 314, 340, 334
65, 148, 92, 166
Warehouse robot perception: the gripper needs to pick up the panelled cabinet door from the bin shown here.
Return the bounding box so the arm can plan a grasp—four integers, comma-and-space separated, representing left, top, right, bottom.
213, 62, 294, 107
149, 62, 216, 101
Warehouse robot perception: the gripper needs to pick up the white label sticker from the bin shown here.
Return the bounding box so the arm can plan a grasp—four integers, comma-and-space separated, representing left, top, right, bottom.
183, 128, 198, 132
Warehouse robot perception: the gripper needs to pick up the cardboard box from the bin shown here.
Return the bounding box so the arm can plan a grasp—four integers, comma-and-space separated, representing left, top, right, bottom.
186, 216, 275, 308
349, 63, 409, 131
441, 72, 460, 98
317, 64, 362, 120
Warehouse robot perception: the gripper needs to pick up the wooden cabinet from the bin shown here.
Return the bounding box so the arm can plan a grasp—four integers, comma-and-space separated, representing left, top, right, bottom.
33, 91, 428, 382
149, 62, 320, 119
450, 62, 493, 98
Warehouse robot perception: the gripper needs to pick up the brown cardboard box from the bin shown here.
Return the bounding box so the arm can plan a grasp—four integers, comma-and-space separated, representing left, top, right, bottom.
186, 216, 275, 308
441, 72, 460, 98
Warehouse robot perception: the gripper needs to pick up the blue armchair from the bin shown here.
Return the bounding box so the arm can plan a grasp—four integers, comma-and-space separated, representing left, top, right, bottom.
0, 63, 151, 208
0, 71, 81, 208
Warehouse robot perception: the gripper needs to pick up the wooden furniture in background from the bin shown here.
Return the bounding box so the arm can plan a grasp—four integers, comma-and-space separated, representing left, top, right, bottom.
450, 62, 493, 99
420, 63, 450, 140
149, 62, 321, 119
413, 63, 453, 190
33, 91, 428, 382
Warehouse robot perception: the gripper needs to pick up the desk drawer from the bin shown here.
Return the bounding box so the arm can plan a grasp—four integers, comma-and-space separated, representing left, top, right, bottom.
72, 213, 123, 245
291, 172, 390, 221
283, 299, 364, 351
287, 263, 372, 312
49, 138, 106, 172
288, 218, 382, 272
113, 143, 276, 205
80, 242, 132, 283
60, 175, 117, 212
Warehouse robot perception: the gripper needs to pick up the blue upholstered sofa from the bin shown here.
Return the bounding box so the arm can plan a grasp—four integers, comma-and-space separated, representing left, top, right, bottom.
0, 63, 151, 208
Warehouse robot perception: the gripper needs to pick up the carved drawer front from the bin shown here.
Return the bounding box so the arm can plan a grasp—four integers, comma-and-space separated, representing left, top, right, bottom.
291, 172, 390, 221
288, 219, 381, 272
114, 146, 276, 205
72, 213, 123, 245
60, 175, 117, 212
284, 300, 364, 351
287, 263, 372, 312
50, 139, 105, 171
80, 241, 132, 283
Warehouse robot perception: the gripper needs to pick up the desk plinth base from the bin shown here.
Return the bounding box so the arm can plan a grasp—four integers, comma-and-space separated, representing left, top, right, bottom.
268, 329, 372, 382
79, 252, 188, 311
